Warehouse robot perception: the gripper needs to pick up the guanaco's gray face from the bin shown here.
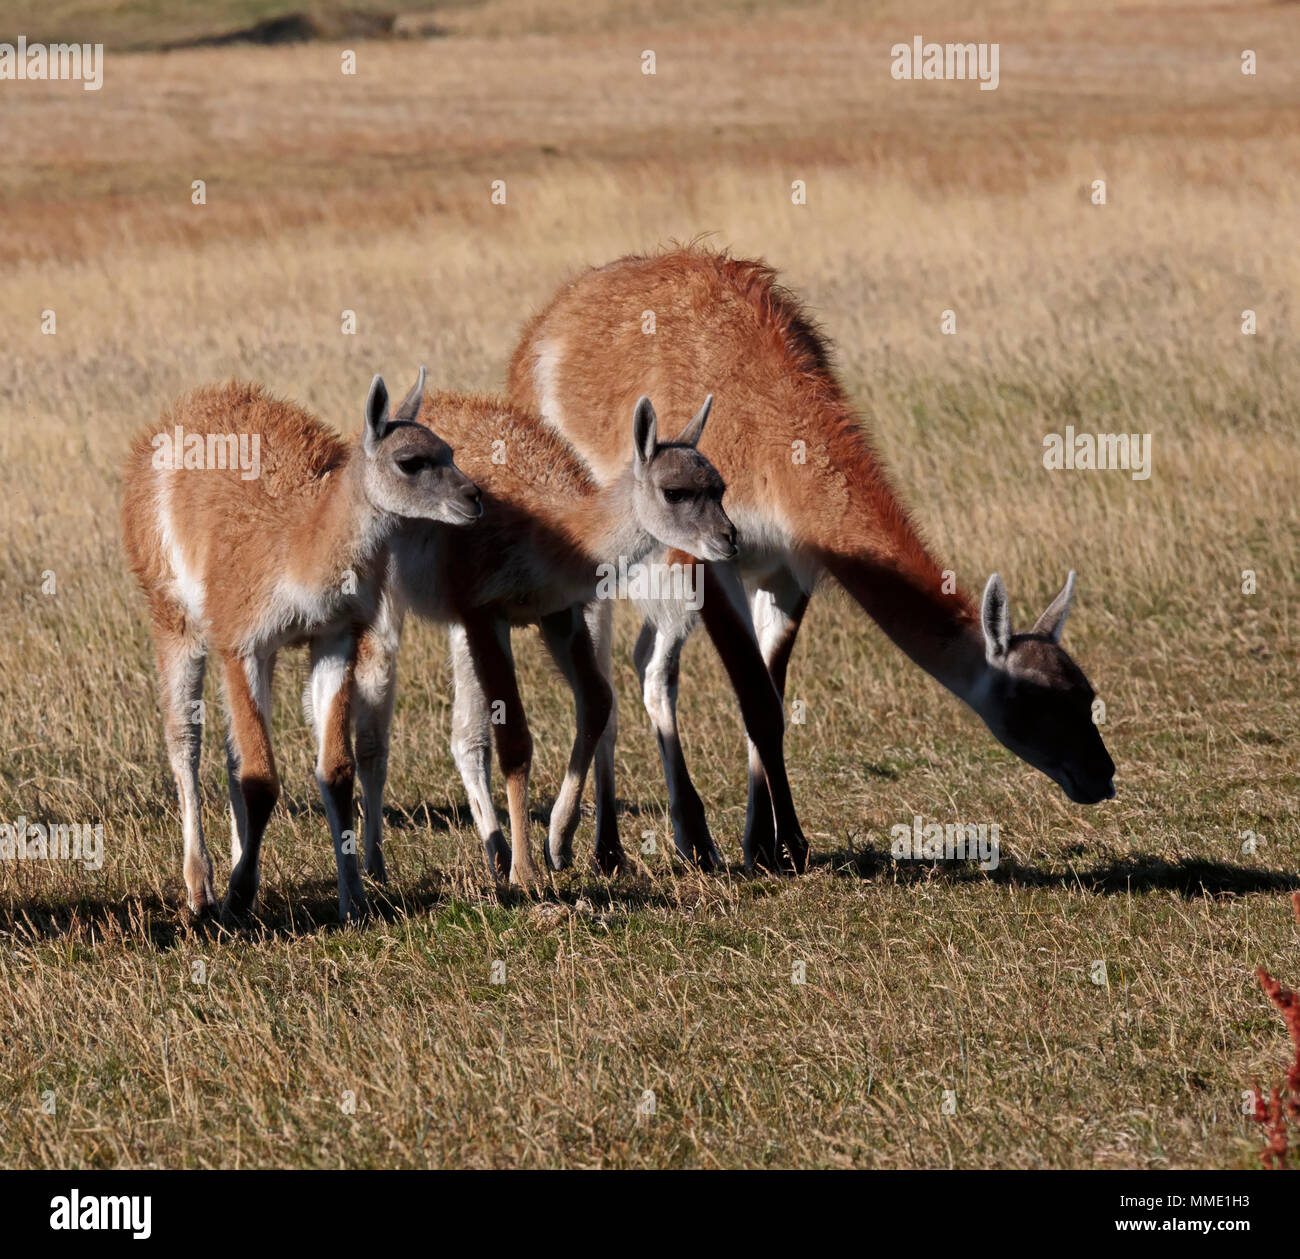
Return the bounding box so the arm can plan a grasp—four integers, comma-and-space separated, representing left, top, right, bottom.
975, 571, 1116, 804
630, 395, 737, 562
362, 369, 482, 525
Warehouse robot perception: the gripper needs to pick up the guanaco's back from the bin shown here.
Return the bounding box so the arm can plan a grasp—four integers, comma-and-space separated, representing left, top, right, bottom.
122, 381, 358, 652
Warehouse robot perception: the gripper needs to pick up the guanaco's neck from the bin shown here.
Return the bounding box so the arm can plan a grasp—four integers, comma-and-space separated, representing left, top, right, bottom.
824, 549, 986, 702
288, 446, 391, 587
555, 467, 657, 571
804, 420, 988, 705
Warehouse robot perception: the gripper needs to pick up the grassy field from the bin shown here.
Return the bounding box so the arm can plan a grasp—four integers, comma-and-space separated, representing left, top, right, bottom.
1, 1, 1298, 1168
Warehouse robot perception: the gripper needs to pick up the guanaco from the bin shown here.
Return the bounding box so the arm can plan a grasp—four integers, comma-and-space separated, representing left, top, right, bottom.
122, 370, 480, 921
507, 246, 1116, 871
356, 391, 735, 885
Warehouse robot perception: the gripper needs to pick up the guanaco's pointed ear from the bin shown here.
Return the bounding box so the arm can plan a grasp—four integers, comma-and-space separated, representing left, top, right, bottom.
674, 393, 713, 447
364, 375, 390, 453
632, 395, 658, 479
1031, 570, 1076, 643
981, 573, 1011, 662
392, 365, 427, 426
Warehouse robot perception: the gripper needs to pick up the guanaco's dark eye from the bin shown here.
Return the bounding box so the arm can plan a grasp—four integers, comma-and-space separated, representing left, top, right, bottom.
397, 456, 428, 475
663, 488, 689, 504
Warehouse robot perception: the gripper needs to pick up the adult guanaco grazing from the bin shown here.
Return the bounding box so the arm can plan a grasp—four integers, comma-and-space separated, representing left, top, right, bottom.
122, 370, 481, 921
508, 246, 1117, 871
358, 391, 735, 886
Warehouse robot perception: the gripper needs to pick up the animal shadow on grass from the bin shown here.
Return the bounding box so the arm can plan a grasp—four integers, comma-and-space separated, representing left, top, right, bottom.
0, 796, 719, 949
0, 869, 456, 953
818, 839, 1300, 899
0, 787, 468, 950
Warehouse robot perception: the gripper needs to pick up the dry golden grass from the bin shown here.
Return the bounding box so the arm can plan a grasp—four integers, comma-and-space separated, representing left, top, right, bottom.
0, 1, 1297, 1167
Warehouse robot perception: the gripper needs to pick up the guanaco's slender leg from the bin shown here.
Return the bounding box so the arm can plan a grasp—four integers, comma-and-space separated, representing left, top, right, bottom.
354, 586, 404, 882
151, 604, 216, 914
307, 631, 367, 922
225, 648, 274, 875
635, 611, 723, 873
584, 598, 621, 869
448, 622, 511, 880
461, 612, 540, 888
539, 604, 617, 873
740, 567, 811, 873
222, 650, 279, 916
698, 560, 809, 874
